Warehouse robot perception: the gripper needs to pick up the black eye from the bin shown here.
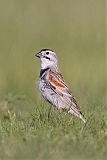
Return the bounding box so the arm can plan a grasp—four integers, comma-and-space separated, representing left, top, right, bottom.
46, 52, 49, 55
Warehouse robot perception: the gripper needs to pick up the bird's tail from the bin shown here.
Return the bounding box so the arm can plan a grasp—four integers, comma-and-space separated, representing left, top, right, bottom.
68, 108, 86, 123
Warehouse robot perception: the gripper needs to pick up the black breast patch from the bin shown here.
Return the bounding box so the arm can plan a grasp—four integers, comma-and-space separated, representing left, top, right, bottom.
40, 67, 49, 77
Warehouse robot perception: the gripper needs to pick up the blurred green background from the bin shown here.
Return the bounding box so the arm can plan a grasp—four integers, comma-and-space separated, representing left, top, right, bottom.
0, 0, 106, 160
0, 0, 105, 102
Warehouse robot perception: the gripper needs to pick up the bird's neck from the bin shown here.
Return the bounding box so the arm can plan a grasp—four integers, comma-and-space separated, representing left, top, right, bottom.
42, 65, 59, 72
41, 57, 58, 70
41, 61, 59, 72
41, 65, 58, 70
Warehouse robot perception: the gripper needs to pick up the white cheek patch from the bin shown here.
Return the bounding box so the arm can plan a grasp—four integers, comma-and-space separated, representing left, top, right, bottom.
41, 58, 52, 69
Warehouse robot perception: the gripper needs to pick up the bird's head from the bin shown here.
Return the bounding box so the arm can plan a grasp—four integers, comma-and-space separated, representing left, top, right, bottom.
35, 49, 58, 70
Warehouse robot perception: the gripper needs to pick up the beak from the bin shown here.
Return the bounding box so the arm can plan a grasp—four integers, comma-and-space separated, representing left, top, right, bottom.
35, 52, 41, 58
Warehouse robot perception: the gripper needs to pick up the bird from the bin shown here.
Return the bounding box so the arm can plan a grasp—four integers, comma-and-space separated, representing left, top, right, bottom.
35, 49, 86, 123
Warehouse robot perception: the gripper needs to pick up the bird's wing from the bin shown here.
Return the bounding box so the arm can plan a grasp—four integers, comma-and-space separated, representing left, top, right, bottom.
46, 69, 86, 122
46, 70, 79, 108
46, 70, 72, 98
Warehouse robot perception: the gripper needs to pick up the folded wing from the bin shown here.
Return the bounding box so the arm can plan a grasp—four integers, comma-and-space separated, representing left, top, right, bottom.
46, 69, 86, 123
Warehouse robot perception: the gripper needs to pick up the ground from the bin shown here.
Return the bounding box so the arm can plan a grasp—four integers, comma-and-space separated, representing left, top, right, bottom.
0, 91, 106, 160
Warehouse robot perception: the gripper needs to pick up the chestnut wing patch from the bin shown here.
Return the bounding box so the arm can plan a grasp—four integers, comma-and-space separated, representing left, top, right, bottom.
47, 70, 72, 98
48, 74, 65, 88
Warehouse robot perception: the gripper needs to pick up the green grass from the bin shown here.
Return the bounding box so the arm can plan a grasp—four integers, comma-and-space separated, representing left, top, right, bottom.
0, 0, 106, 159
0, 93, 106, 160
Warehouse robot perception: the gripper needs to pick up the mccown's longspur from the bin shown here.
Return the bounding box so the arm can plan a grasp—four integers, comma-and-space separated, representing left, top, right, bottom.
35, 49, 86, 123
